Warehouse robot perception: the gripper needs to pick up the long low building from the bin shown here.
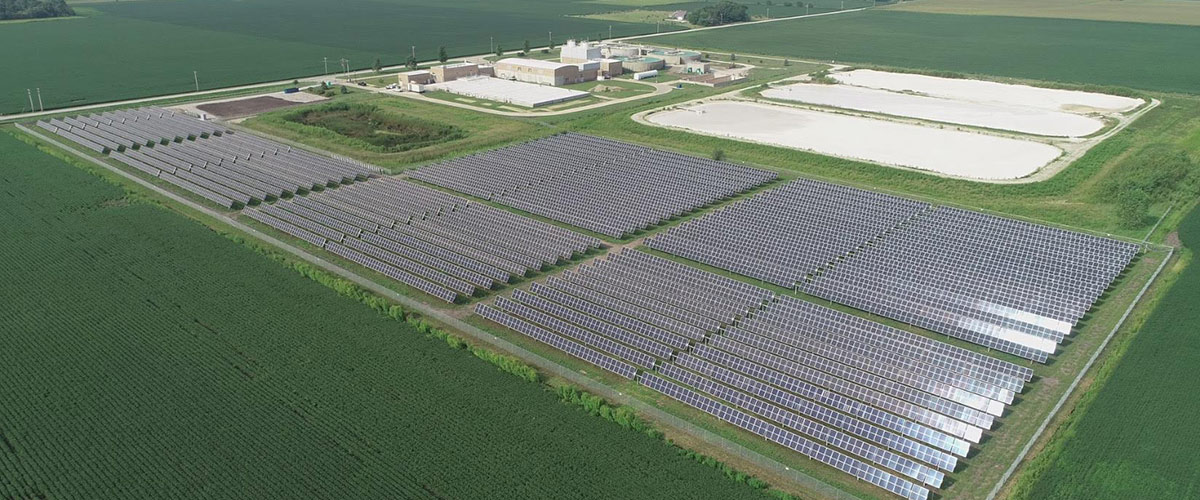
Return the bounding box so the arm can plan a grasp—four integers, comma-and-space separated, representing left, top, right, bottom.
494, 58, 597, 86
429, 77, 590, 107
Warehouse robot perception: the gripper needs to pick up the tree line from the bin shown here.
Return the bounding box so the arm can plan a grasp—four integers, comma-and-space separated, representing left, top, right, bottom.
0, 0, 74, 21
687, 1, 750, 27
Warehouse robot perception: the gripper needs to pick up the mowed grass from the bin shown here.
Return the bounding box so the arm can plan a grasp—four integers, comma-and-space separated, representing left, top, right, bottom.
645, 10, 1200, 94
0, 129, 773, 500
0, 0, 685, 114
888, 0, 1200, 27
1010, 205, 1200, 500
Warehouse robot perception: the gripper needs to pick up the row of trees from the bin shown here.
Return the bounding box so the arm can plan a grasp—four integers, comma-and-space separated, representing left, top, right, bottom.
0, 0, 73, 20
687, 1, 750, 27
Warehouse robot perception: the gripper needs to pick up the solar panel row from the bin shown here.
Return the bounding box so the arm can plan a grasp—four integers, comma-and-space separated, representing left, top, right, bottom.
638, 372, 930, 500
647, 179, 1139, 362
410, 132, 778, 238
245, 177, 602, 303
38, 107, 377, 208
476, 250, 1032, 499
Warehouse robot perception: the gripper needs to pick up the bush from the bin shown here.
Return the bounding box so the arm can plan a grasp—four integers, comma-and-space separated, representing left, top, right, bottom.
1116, 188, 1151, 228
712, 149, 726, 161
556, 385, 660, 439
1101, 144, 1199, 203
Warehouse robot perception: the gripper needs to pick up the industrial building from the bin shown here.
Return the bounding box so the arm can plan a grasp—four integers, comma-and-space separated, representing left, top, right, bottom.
560, 39, 602, 64
494, 58, 597, 86
649, 49, 701, 65
398, 63, 494, 91
558, 40, 708, 77
429, 77, 589, 107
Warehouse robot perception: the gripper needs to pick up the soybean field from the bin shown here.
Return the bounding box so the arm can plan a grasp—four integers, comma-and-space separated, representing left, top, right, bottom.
646, 10, 1200, 94
0, 130, 769, 500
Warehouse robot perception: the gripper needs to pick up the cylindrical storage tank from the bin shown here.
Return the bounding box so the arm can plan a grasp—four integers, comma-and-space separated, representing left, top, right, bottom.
634, 70, 659, 80
622, 57, 665, 73
605, 44, 641, 58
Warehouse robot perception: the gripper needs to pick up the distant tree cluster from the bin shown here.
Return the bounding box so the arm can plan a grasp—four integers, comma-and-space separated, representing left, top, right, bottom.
0, 0, 75, 21
687, 1, 749, 27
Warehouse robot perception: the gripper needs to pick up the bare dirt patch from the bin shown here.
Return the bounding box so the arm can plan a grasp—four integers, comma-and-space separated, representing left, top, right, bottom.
198, 96, 306, 119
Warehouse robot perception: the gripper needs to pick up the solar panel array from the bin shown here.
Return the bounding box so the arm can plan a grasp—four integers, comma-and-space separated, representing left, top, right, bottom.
477, 250, 1032, 500
36, 107, 377, 208
647, 179, 1139, 362
247, 177, 601, 303
647, 179, 929, 287
410, 133, 777, 238
806, 207, 1140, 362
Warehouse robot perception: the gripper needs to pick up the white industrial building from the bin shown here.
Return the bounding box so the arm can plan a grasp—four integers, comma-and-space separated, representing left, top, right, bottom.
429, 77, 589, 107
494, 58, 597, 86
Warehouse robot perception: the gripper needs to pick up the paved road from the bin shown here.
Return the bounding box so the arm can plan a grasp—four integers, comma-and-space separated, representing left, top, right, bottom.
15, 122, 850, 500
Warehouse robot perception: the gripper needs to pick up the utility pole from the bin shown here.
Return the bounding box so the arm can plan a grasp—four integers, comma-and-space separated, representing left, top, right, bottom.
767, 6, 770, 17
323, 56, 328, 76
27, 89, 34, 112
608, 25, 612, 40
411, 45, 415, 58
193, 71, 199, 92
36, 88, 43, 112
490, 36, 494, 54
548, 31, 552, 48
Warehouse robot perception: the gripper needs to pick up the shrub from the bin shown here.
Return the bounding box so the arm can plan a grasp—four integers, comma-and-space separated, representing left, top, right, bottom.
712, 148, 726, 161
1116, 188, 1151, 228
1101, 144, 1199, 203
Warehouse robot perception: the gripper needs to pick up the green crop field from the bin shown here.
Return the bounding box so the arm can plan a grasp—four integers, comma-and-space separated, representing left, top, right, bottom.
644, 10, 1200, 94
1010, 203, 1200, 500
0, 0, 688, 114
0, 129, 776, 500
888, 0, 1200, 27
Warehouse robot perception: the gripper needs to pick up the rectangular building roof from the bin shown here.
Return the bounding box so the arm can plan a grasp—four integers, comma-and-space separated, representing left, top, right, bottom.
496, 58, 575, 70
